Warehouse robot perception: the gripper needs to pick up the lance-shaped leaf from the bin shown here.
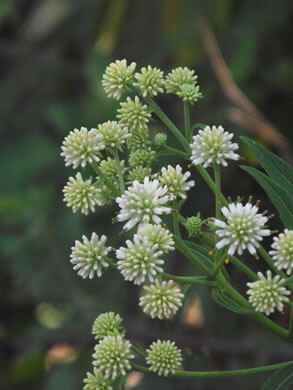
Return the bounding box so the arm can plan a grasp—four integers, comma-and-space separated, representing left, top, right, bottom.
262, 363, 293, 390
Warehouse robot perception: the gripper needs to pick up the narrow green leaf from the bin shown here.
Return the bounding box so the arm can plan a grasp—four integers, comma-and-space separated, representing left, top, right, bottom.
241, 137, 293, 190
184, 241, 214, 270
262, 363, 293, 390
241, 166, 293, 229
211, 288, 253, 314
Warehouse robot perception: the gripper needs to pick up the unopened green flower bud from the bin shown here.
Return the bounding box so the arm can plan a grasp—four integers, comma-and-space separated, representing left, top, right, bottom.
184, 215, 203, 237
127, 166, 151, 184
154, 133, 167, 148
83, 368, 112, 390
177, 83, 203, 104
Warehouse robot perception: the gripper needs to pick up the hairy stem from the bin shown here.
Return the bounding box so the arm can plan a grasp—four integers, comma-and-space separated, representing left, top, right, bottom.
114, 149, 125, 194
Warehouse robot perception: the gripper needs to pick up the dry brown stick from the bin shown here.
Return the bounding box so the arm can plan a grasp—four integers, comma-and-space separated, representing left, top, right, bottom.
198, 17, 290, 158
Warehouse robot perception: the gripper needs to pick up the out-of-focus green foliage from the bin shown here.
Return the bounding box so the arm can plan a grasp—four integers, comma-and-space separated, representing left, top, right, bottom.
0, 0, 293, 389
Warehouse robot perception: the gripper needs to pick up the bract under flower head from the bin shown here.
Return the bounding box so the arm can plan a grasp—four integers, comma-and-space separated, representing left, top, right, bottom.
63, 172, 102, 215
61, 127, 104, 169
247, 270, 290, 315
116, 177, 171, 231
70, 233, 111, 279
102, 59, 136, 100
270, 229, 293, 275
190, 125, 239, 168
116, 236, 165, 285
214, 202, 271, 256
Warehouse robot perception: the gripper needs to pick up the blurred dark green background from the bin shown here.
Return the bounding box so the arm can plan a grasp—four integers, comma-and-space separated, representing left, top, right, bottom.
1, 1, 293, 389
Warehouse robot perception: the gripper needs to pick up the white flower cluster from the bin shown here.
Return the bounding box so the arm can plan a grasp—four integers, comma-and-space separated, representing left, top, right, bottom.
70, 233, 112, 279
92, 335, 134, 380
247, 271, 290, 315
159, 164, 195, 200
102, 59, 136, 100
270, 229, 293, 275
190, 125, 239, 168
146, 340, 182, 376
214, 202, 271, 256
139, 280, 184, 319
116, 177, 171, 231
61, 127, 104, 169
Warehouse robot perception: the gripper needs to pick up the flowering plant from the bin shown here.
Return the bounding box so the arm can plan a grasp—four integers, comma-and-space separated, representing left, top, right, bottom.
61, 60, 293, 389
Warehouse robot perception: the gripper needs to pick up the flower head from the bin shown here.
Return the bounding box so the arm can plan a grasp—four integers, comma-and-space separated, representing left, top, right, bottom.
146, 340, 183, 376
61, 127, 104, 169
135, 224, 175, 253
270, 229, 293, 275
93, 335, 134, 380
97, 121, 130, 152
134, 66, 164, 97
214, 202, 271, 256
102, 59, 136, 100
184, 215, 204, 238
139, 280, 184, 319
159, 164, 195, 200
83, 368, 112, 390
129, 148, 156, 168
165, 67, 198, 94
117, 96, 151, 132
99, 157, 126, 179
154, 133, 167, 148
247, 271, 290, 315
190, 125, 239, 168
63, 173, 101, 215
127, 166, 151, 185
117, 236, 165, 285
176, 83, 203, 104
70, 233, 111, 279
116, 177, 171, 231
92, 312, 124, 340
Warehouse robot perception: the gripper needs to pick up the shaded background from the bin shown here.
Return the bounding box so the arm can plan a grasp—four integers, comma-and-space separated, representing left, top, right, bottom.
1, 0, 293, 389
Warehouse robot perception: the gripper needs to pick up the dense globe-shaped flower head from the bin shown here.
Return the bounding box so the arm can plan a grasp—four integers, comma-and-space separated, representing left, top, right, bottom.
154, 133, 167, 148
116, 177, 171, 231
117, 96, 151, 132
159, 164, 195, 200
83, 368, 112, 390
214, 202, 271, 256
139, 280, 184, 319
269, 229, 293, 275
184, 215, 204, 238
116, 236, 165, 285
102, 59, 136, 100
165, 67, 198, 94
70, 233, 111, 279
92, 335, 134, 380
97, 121, 130, 152
134, 66, 164, 97
61, 127, 105, 169
92, 312, 124, 340
146, 340, 183, 376
63, 173, 102, 215
247, 271, 290, 315
190, 125, 240, 168
135, 224, 175, 254
177, 83, 203, 105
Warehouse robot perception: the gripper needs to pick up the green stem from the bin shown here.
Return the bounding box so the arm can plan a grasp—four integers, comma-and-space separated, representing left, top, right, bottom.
214, 164, 221, 219
184, 101, 192, 143
229, 256, 258, 281
144, 96, 190, 152
195, 165, 228, 206
162, 272, 216, 287
212, 250, 227, 277
131, 361, 293, 378
113, 150, 125, 194
173, 200, 181, 238
174, 236, 212, 276
90, 162, 119, 196
131, 344, 147, 358
163, 146, 189, 159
